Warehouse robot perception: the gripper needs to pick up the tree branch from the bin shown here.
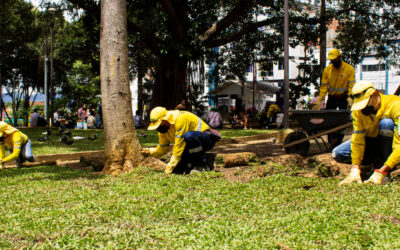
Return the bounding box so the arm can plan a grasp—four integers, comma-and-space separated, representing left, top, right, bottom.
127, 21, 162, 58
159, 0, 186, 41
199, 0, 252, 42
204, 18, 277, 48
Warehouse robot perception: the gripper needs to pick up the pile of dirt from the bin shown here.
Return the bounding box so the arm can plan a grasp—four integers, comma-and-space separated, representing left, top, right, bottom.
213, 152, 351, 182
215, 152, 257, 168
22, 131, 369, 183
208, 130, 345, 181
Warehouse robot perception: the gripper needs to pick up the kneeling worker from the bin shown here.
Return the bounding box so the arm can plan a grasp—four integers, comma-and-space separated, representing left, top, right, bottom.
141, 107, 221, 174
332, 81, 400, 185
0, 121, 34, 168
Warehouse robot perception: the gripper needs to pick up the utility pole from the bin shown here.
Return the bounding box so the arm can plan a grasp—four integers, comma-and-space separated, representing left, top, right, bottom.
44, 36, 49, 123
283, 0, 289, 128
48, 7, 56, 126
252, 61, 256, 108
320, 0, 327, 75
252, 13, 257, 110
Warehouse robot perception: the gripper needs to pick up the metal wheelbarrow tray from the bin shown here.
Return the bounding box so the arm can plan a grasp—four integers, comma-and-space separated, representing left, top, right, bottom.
283, 110, 352, 156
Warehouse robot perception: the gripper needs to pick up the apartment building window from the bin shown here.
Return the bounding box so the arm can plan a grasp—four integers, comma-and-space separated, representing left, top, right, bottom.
361, 64, 386, 72
278, 60, 284, 70
260, 71, 273, 77
260, 62, 273, 77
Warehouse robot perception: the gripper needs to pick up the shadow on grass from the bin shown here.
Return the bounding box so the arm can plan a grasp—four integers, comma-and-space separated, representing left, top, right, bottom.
20, 128, 160, 153
0, 165, 105, 181
20, 128, 105, 155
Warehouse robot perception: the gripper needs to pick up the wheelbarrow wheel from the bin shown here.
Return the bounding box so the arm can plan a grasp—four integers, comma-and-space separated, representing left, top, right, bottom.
284, 131, 310, 156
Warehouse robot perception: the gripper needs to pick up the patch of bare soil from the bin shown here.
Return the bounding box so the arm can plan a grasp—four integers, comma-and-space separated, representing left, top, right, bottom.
370, 214, 400, 225
211, 132, 354, 182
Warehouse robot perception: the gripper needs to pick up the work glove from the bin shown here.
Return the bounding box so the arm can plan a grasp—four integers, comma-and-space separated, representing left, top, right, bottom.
165, 155, 180, 174
364, 170, 387, 185
140, 148, 152, 157
164, 164, 175, 174
339, 168, 362, 186
347, 97, 353, 109
311, 97, 322, 111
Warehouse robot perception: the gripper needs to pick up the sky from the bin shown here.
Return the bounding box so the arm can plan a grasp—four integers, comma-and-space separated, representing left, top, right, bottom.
27, 0, 79, 22
28, 0, 60, 10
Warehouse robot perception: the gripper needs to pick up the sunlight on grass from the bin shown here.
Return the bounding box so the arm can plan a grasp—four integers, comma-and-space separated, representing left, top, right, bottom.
1, 128, 399, 248
0, 166, 400, 248
19, 128, 275, 155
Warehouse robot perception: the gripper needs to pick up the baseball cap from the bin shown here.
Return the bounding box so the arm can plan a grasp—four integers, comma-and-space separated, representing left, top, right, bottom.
351, 81, 376, 111
328, 49, 341, 60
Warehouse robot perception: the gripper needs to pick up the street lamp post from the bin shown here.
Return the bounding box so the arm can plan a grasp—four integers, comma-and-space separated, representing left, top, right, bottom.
283, 0, 289, 129
48, 7, 56, 126
44, 36, 49, 122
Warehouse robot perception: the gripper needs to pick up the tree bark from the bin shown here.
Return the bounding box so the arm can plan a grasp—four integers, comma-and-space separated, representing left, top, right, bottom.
100, 0, 147, 174
151, 55, 188, 109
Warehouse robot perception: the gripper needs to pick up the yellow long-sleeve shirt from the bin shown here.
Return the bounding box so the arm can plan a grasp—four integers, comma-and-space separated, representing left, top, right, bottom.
0, 122, 29, 162
351, 94, 400, 168
320, 62, 356, 99
150, 110, 210, 165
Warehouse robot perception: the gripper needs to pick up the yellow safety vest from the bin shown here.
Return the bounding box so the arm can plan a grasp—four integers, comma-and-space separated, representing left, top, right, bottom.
320, 62, 355, 99
151, 110, 210, 161
0, 122, 29, 162
351, 94, 400, 168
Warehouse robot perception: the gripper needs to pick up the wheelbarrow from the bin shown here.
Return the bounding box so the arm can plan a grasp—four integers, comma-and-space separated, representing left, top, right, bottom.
283, 110, 352, 156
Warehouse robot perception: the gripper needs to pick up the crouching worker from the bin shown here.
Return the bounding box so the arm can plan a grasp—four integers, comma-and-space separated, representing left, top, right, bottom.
140, 107, 221, 174
0, 121, 34, 169
332, 81, 400, 185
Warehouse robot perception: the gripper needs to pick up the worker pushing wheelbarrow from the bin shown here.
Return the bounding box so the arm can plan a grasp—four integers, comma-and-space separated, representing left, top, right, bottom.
284, 48, 355, 156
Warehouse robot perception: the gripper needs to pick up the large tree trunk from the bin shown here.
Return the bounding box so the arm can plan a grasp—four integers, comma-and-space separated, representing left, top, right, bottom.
151, 55, 187, 109
100, 0, 146, 174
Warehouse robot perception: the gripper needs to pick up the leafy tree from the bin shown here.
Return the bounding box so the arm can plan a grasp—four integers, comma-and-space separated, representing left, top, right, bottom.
0, 0, 44, 125
64, 0, 291, 109
333, 1, 400, 67
59, 0, 400, 112
58, 60, 100, 116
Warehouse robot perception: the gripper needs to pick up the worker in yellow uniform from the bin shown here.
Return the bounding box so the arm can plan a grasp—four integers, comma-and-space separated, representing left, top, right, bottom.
267, 104, 280, 122
141, 107, 221, 174
314, 49, 356, 109
0, 121, 35, 168
313, 48, 356, 149
332, 81, 400, 185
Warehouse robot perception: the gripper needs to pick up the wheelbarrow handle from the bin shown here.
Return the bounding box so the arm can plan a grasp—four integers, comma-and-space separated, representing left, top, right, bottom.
283, 122, 352, 148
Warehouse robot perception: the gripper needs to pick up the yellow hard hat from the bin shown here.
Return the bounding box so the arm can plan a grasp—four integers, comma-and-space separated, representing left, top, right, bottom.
147, 107, 167, 130
0, 121, 16, 137
0, 122, 7, 137
351, 80, 376, 111
328, 49, 341, 60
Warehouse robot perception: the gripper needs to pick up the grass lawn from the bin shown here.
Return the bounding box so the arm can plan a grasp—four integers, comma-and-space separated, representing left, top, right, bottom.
20, 128, 273, 155
1, 166, 400, 248
2, 128, 399, 248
